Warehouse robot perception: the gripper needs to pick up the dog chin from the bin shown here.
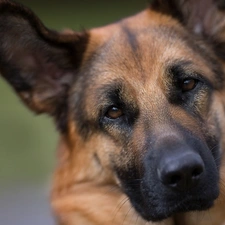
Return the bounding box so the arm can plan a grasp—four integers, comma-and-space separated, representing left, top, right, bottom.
131, 192, 219, 222
142, 199, 215, 222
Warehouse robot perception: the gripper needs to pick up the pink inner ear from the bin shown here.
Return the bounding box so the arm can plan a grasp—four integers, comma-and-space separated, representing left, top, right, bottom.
183, 0, 219, 36
34, 56, 74, 102
44, 62, 70, 81
42, 62, 74, 89
7, 47, 74, 112
17, 48, 74, 84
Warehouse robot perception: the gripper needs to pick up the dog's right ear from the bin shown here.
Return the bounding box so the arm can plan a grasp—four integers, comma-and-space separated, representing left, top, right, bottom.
150, 0, 225, 35
0, 0, 89, 131
150, 0, 225, 64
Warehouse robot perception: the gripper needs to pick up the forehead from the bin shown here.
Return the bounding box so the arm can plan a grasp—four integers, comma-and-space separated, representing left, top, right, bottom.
70, 9, 222, 138
86, 9, 217, 88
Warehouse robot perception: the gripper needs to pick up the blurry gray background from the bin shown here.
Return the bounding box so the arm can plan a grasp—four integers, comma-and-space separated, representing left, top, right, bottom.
0, 1, 146, 224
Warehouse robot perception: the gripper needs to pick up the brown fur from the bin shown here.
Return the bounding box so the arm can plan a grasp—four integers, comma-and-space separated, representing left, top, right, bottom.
1, 0, 225, 225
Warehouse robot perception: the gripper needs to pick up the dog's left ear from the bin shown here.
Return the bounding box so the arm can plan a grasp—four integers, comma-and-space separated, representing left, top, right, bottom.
0, 1, 89, 131
150, 0, 225, 60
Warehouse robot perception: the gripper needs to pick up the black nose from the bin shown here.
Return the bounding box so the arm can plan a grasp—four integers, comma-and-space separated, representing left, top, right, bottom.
157, 151, 205, 191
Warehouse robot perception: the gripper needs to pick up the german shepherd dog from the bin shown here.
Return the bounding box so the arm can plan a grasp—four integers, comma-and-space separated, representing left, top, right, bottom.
1, 0, 225, 224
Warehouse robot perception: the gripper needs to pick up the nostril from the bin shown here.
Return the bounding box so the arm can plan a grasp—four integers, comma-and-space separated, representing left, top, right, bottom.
169, 174, 181, 186
192, 166, 203, 179
157, 151, 205, 191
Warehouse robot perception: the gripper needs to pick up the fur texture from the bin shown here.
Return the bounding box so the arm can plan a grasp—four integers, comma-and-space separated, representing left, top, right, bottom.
1, 0, 225, 224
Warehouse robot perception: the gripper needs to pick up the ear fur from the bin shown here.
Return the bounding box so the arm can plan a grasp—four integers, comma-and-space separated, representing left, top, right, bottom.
0, 0, 89, 132
150, 0, 224, 34
150, 0, 225, 61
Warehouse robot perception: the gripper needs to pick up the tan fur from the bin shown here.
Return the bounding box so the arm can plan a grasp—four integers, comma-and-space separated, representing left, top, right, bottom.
1, 1, 225, 225
49, 8, 225, 225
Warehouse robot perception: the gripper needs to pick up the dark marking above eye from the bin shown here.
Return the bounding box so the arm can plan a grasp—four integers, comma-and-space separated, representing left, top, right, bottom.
168, 60, 213, 88
168, 61, 194, 80
97, 81, 139, 130
165, 61, 208, 105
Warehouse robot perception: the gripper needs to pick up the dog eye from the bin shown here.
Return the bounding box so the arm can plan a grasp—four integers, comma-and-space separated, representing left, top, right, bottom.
181, 79, 198, 92
105, 106, 123, 119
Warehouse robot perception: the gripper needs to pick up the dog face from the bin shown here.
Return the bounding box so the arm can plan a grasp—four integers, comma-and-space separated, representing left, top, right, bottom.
75, 10, 222, 221
1, 0, 225, 224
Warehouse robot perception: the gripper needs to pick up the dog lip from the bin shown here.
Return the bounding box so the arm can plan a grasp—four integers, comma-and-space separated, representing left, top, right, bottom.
140, 197, 216, 222
134, 185, 220, 222
122, 172, 220, 222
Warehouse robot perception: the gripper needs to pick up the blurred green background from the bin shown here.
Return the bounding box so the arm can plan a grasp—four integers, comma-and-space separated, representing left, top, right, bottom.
0, 1, 146, 224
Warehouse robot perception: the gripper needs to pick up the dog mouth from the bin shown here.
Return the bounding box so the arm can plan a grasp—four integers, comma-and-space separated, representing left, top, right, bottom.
136, 193, 217, 221
115, 134, 221, 222
123, 180, 219, 222
118, 155, 220, 222
117, 160, 220, 222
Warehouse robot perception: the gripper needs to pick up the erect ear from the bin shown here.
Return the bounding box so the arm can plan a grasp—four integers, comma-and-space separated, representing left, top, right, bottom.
150, 0, 225, 60
0, 0, 89, 131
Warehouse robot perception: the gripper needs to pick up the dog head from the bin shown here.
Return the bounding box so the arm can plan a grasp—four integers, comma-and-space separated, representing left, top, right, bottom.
1, 0, 225, 222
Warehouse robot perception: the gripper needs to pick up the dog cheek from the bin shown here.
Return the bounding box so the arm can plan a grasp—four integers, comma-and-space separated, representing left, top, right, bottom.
203, 94, 225, 158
